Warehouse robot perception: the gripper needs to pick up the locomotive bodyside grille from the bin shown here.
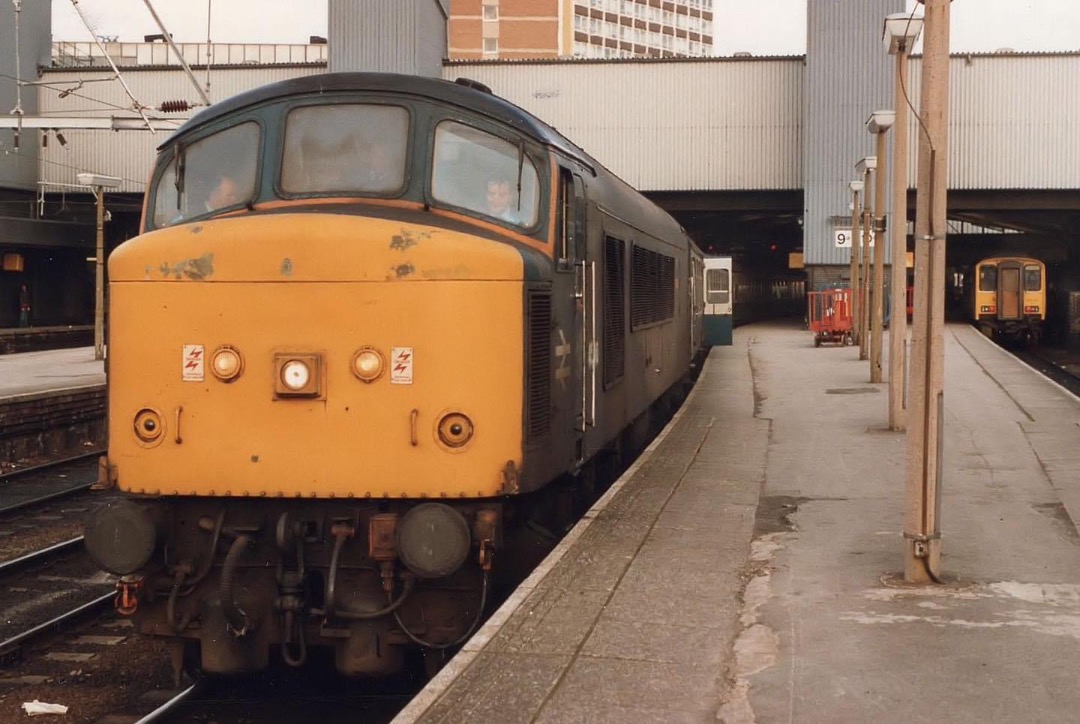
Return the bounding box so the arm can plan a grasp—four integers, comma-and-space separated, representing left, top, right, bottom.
630, 245, 675, 330
604, 236, 626, 387
526, 291, 552, 440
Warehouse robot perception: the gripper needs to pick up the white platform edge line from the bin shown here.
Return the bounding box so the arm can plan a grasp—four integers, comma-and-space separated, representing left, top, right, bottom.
957, 324, 1080, 405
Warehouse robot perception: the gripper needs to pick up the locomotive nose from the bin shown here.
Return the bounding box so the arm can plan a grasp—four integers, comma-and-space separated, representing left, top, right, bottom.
84, 501, 161, 575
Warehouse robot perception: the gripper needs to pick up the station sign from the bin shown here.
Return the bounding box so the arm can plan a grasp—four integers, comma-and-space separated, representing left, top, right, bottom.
834, 229, 875, 248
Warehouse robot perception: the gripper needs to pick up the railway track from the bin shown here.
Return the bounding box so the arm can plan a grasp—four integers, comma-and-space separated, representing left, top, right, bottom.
0, 533, 114, 664
1014, 346, 1080, 398
0, 453, 112, 565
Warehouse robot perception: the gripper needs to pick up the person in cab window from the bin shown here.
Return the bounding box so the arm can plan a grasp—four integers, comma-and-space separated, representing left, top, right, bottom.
485, 178, 520, 224
206, 175, 240, 212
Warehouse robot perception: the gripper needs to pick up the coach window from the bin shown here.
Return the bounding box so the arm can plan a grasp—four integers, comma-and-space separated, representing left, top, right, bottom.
281, 104, 409, 195
706, 268, 730, 305
1024, 264, 1042, 291
431, 121, 541, 229
978, 264, 997, 292
151, 122, 260, 228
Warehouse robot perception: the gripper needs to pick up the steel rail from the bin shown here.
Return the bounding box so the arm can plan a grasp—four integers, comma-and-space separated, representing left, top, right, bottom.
0, 449, 105, 483
0, 483, 95, 518
0, 536, 85, 577
0, 591, 114, 663
135, 682, 202, 723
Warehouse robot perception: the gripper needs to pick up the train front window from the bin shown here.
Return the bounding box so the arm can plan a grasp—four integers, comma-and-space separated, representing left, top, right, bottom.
978, 265, 997, 292
706, 269, 730, 304
1024, 265, 1042, 291
280, 104, 409, 195
151, 122, 260, 228
431, 121, 541, 228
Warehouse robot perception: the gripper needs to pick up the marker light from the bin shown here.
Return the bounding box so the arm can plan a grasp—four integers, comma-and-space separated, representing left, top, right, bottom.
211, 346, 243, 382
281, 360, 311, 390
437, 412, 474, 448
352, 347, 384, 383
134, 408, 164, 445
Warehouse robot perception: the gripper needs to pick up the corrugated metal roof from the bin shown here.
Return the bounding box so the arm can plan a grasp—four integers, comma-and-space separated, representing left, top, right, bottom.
443, 59, 803, 192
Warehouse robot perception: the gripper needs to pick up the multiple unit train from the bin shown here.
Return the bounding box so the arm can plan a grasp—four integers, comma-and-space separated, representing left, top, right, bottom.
84, 73, 733, 679
969, 256, 1046, 345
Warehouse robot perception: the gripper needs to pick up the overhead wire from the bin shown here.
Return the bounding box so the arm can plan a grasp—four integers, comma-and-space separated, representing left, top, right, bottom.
0, 71, 149, 115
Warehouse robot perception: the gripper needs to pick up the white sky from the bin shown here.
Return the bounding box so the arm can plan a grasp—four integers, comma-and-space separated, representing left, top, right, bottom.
50, 0, 1080, 55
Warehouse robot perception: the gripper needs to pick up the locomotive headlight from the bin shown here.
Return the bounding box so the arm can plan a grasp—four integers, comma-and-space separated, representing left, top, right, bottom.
351, 347, 384, 383
396, 503, 471, 579
133, 408, 164, 445
437, 412, 474, 449
281, 360, 311, 390
211, 346, 243, 382
273, 353, 322, 397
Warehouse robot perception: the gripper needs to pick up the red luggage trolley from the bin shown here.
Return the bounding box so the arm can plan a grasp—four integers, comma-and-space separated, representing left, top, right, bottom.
808, 288, 853, 347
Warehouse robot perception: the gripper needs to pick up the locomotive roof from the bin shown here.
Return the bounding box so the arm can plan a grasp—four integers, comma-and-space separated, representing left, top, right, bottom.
159, 72, 693, 249
160, 72, 591, 167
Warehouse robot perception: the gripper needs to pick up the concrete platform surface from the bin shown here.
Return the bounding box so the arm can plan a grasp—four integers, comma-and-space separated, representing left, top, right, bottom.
0, 346, 105, 399
396, 321, 1080, 724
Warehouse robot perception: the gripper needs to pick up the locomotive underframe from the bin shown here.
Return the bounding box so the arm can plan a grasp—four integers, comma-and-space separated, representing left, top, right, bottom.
121, 498, 499, 677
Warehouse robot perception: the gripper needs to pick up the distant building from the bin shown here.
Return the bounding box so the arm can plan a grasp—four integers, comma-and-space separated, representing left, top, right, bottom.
449, 0, 714, 60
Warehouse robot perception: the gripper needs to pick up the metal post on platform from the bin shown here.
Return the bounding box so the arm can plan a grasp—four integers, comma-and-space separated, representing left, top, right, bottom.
855, 157, 876, 361
77, 173, 121, 362
905, 0, 950, 584
884, 11, 924, 432
849, 181, 864, 347
867, 113, 893, 385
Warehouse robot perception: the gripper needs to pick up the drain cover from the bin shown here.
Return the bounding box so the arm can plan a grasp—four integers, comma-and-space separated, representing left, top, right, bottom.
825, 388, 879, 395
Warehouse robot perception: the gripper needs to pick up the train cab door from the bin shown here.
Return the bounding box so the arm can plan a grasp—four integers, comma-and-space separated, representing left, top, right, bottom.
556, 168, 591, 460
998, 261, 1022, 320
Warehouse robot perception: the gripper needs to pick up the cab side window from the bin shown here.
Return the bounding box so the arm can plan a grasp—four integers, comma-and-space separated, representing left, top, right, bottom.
431, 121, 541, 228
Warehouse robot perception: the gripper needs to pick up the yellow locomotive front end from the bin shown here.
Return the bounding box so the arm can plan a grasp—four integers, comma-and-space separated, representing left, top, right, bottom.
90, 212, 527, 676
107, 213, 524, 500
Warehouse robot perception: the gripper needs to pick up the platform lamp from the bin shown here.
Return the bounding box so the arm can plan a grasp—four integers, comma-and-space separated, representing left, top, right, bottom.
848, 180, 865, 348
77, 172, 122, 361
866, 112, 895, 385
883, 12, 924, 431
854, 155, 876, 362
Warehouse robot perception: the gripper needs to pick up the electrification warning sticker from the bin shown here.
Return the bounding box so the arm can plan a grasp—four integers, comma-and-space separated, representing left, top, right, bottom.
182, 345, 205, 382
390, 347, 413, 384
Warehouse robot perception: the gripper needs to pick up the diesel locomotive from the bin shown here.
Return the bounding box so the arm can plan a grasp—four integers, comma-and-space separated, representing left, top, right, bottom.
84, 73, 706, 678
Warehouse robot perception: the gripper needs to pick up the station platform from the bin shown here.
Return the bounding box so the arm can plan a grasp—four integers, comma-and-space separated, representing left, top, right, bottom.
0, 346, 105, 399
396, 321, 1080, 723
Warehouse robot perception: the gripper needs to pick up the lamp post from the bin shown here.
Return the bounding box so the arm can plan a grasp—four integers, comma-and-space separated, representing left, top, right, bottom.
77, 172, 121, 362
848, 180, 865, 347
884, 11, 924, 431
866, 112, 894, 385
855, 156, 876, 361
906, 0, 951, 584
